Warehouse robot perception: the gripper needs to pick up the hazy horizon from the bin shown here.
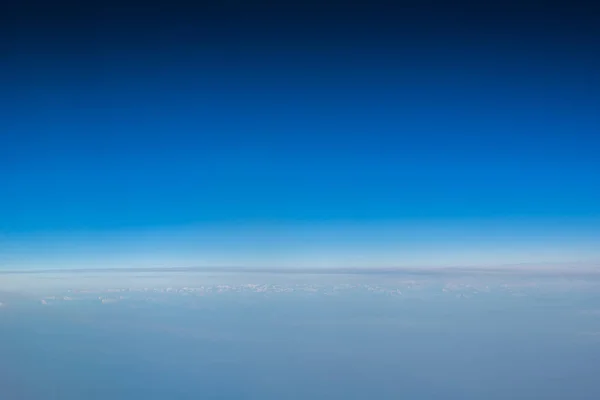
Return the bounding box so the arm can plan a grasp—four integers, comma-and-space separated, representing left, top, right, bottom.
3, 218, 600, 271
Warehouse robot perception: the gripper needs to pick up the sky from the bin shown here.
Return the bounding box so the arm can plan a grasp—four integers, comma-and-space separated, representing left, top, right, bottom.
1, 1, 599, 270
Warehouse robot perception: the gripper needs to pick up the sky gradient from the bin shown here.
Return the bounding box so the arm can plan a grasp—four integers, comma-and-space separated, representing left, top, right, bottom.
1, 1, 599, 269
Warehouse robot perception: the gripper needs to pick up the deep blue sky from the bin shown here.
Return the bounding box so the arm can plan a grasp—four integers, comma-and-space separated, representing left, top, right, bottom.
1, 1, 599, 268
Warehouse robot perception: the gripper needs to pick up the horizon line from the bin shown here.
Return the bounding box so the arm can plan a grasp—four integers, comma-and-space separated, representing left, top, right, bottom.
1, 263, 599, 277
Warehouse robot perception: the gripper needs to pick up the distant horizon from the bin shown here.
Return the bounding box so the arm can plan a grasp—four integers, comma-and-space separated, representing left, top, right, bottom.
2, 261, 600, 276
2, 218, 600, 271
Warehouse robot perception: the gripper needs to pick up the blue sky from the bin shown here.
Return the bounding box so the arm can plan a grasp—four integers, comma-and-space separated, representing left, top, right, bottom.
1, 3, 599, 269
